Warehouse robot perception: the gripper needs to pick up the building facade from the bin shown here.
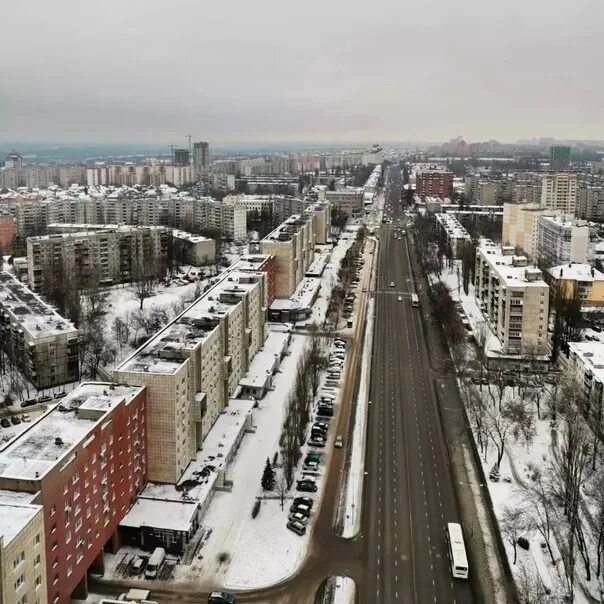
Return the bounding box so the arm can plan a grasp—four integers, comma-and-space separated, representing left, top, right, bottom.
535, 216, 597, 267
550, 145, 571, 171
0, 272, 79, 389
0, 215, 15, 253
547, 264, 604, 306
0, 383, 147, 604
114, 266, 267, 484
576, 184, 604, 222
435, 213, 471, 258
416, 169, 454, 200
324, 188, 364, 219
193, 142, 210, 179
541, 173, 577, 213
475, 241, 549, 355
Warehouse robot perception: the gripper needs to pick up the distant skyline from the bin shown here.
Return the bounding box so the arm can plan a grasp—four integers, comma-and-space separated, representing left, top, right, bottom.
1, 0, 603, 144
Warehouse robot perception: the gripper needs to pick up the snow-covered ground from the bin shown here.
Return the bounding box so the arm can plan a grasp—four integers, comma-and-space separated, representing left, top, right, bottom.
332, 576, 356, 603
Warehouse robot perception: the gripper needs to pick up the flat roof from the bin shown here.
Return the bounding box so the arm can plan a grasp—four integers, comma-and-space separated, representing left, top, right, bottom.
549, 263, 604, 283
0, 271, 78, 339
0, 383, 143, 481
478, 241, 547, 288
239, 331, 290, 389
116, 268, 263, 375
0, 503, 42, 545
568, 342, 604, 385
172, 229, 213, 244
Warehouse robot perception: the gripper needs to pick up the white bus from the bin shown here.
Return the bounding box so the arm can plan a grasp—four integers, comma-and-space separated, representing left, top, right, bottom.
446, 522, 469, 579
411, 293, 419, 307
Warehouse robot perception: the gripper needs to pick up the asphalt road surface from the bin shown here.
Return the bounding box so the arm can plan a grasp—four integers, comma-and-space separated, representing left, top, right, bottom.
363, 165, 475, 603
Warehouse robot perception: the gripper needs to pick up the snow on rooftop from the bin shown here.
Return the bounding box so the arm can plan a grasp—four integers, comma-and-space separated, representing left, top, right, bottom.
239, 331, 290, 389
478, 241, 547, 287
119, 498, 199, 533
116, 268, 262, 375
172, 229, 212, 243
0, 503, 42, 545
0, 383, 142, 481
568, 342, 604, 385
548, 263, 604, 283
0, 271, 78, 338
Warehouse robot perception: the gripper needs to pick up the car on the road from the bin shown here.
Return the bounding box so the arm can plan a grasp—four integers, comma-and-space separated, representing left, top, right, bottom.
397, 296, 402, 301
208, 591, 237, 604
287, 519, 307, 536
335, 435, 344, 448
20, 399, 38, 408
390, 281, 395, 287
37, 395, 53, 403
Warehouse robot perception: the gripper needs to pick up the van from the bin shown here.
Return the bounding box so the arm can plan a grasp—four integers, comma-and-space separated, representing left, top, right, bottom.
130, 556, 146, 576
144, 547, 165, 579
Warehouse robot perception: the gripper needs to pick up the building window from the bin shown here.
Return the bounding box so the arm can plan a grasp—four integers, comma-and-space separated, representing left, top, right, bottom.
34, 534, 40, 546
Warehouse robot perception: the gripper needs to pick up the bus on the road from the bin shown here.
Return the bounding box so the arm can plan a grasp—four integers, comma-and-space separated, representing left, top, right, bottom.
446, 522, 469, 579
411, 293, 419, 307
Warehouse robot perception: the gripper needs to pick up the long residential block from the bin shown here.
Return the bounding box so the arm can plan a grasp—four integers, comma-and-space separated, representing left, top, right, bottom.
0, 271, 79, 389
113, 265, 268, 484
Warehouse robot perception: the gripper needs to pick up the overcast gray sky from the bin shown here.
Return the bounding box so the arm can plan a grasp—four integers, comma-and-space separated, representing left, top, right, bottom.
1, 0, 602, 144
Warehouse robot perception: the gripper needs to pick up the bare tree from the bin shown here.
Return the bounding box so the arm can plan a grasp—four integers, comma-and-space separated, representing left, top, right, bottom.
275, 474, 288, 511
501, 505, 528, 565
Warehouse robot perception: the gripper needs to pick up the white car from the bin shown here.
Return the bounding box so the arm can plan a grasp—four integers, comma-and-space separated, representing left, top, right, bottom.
397, 296, 403, 301
335, 435, 344, 448
390, 282, 395, 287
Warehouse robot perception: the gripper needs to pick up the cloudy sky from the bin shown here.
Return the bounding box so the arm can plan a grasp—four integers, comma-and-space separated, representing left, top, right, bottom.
1, 0, 602, 144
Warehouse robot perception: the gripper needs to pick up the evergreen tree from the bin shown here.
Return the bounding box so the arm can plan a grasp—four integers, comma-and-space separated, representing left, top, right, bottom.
261, 458, 275, 491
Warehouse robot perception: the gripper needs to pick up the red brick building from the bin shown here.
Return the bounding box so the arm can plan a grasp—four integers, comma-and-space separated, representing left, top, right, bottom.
416, 169, 454, 200
0, 215, 15, 253
0, 383, 147, 604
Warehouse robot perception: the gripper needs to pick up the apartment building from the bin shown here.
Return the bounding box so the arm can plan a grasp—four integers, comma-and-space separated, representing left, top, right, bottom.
548, 263, 604, 306
171, 230, 216, 266
435, 213, 471, 258
563, 343, 604, 433
502, 203, 556, 259
415, 169, 453, 200
536, 215, 597, 267
1, 196, 247, 243
550, 145, 571, 171
85, 164, 195, 187
0, 215, 15, 253
576, 184, 604, 221
324, 188, 364, 219
113, 266, 267, 484
0, 272, 79, 389
474, 241, 549, 356
260, 215, 315, 299
0, 383, 147, 604
27, 226, 170, 290
0, 494, 47, 604
541, 173, 577, 213
304, 202, 331, 245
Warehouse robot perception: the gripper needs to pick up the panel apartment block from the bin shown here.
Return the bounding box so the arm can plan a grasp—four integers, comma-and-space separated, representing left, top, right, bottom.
27, 225, 170, 290
474, 241, 549, 355
541, 173, 577, 214
0, 383, 147, 604
416, 169, 454, 200
114, 267, 267, 484
260, 214, 315, 299
0, 271, 79, 389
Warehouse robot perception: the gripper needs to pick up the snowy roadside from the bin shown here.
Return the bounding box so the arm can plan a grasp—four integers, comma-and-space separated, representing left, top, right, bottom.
331, 576, 356, 603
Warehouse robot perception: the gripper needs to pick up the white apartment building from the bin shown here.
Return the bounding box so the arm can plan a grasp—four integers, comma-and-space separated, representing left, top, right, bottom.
475, 241, 549, 356
0, 271, 80, 388
536, 215, 597, 267
0, 495, 47, 604
86, 164, 195, 187
435, 213, 471, 258
541, 173, 577, 213
260, 214, 315, 299
324, 188, 364, 219
113, 264, 268, 484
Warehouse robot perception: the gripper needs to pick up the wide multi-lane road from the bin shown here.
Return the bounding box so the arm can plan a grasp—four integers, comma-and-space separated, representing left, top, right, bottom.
363, 165, 474, 603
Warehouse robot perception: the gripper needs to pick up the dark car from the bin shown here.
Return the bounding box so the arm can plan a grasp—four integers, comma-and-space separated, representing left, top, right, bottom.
296, 480, 317, 493
0, 418, 10, 428
20, 399, 38, 408
208, 591, 236, 604
10, 415, 21, 425
317, 406, 333, 417
37, 396, 53, 403
293, 496, 314, 509
287, 519, 306, 536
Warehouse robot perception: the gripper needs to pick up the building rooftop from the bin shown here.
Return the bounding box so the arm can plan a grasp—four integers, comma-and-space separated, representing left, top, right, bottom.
116, 268, 264, 375
435, 213, 471, 240
549, 263, 604, 283
0, 383, 143, 481
0, 271, 78, 338
538, 215, 596, 230
172, 229, 212, 244
478, 240, 547, 288
568, 342, 604, 386
263, 214, 309, 242
0, 503, 42, 546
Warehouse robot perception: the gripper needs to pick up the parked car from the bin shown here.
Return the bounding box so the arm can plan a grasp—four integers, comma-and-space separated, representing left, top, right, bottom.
296, 480, 317, 493
293, 496, 314, 509
290, 503, 312, 518
10, 415, 21, 425
309, 437, 326, 448
287, 519, 306, 536
37, 396, 53, 403
288, 511, 308, 524
130, 556, 147, 576
317, 406, 333, 417
0, 418, 10, 428
144, 547, 165, 579
21, 414, 31, 423
208, 592, 237, 604
20, 399, 38, 408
